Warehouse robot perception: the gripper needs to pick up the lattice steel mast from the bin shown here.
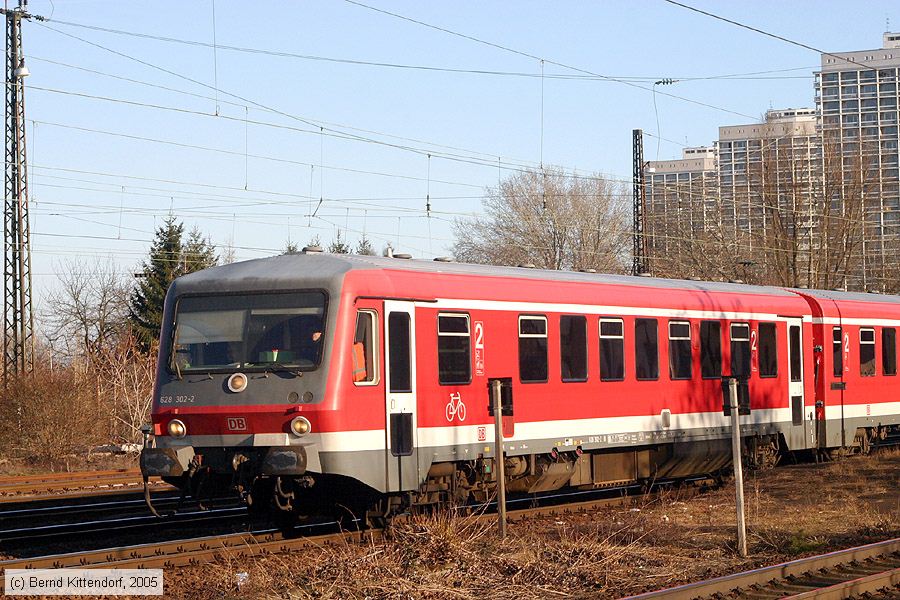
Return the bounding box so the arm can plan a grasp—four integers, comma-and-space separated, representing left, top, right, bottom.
3, 0, 35, 379
632, 129, 649, 276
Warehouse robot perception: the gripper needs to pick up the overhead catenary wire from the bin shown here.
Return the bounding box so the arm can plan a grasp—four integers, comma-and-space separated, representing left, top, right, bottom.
340, 0, 759, 121
661, 0, 889, 72
35, 18, 815, 82
23, 83, 635, 185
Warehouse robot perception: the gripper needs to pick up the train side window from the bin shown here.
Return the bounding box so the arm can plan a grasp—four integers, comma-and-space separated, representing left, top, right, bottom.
700, 320, 722, 379
833, 327, 843, 377
352, 310, 378, 385
883, 328, 897, 376
519, 315, 548, 383
634, 318, 658, 380
668, 321, 692, 380
437, 313, 471, 385
860, 328, 876, 377
388, 312, 411, 393
599, 318, 625, 381
758, 322, 778, 378
560, 315, 588, 382
730, 323, 751, 378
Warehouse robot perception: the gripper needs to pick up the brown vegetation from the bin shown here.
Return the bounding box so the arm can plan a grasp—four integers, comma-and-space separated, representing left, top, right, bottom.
0, 256, 156, 467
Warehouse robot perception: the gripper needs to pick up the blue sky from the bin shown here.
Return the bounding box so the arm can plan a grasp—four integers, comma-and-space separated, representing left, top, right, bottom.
18, 0, 899, 311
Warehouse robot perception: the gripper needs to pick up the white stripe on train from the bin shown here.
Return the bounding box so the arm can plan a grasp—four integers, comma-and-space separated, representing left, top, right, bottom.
427, 298, 800, 322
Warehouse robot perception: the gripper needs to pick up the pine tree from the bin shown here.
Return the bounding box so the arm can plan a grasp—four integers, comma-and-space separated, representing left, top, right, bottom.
282, 241, 301, 255
128, 216, 183, 351
129, 218, 219, 351
327, 230, 351, 254
182, 226, 218, 272
356, 234, 376, 256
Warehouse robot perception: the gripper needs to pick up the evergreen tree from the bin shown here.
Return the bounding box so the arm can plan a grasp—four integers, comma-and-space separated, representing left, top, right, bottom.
129, 217, 219, 351
128, 216, 183, 351
356, 234, 376, 256
282, 241, 301, 255
327, 230, 351, 254
182, 226, 218, 272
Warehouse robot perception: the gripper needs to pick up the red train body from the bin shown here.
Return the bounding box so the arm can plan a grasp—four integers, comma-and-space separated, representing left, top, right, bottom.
140, 254, 900, 516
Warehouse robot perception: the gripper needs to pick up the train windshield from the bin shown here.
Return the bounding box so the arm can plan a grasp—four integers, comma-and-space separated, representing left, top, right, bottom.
170, 292, 327, 373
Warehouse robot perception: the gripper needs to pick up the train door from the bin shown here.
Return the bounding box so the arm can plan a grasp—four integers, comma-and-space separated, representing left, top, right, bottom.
786, 318, 812, 448
383, 301, 419, 492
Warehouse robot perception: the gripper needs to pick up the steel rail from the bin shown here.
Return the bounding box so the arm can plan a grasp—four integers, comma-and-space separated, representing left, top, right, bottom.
622, 538, 900, 599
0, 481, 174, 503
0, 469, 143, 493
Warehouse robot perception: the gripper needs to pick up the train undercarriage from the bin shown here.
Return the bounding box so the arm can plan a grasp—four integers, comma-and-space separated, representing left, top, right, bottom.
143, 425, 900, 526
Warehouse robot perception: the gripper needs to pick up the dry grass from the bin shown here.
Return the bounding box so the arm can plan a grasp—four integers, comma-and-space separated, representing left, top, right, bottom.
165, 451, 899, 600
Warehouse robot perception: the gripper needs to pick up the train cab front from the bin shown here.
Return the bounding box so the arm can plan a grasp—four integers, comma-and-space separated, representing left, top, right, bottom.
140, 287, 330, 510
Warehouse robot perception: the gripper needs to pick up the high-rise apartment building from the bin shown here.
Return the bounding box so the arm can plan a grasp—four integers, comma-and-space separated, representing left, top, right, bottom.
717, 108, 819, 248
644, 147, 717, 262
815, 32, 900, 288
641, 33, 900, 290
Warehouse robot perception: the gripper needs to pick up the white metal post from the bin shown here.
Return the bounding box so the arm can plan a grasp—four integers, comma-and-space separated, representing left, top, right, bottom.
729, 377, 748, 557
491, 379, 507, 540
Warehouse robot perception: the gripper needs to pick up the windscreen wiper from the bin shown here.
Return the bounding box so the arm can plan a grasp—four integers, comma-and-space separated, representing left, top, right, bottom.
265, 362, 303, 377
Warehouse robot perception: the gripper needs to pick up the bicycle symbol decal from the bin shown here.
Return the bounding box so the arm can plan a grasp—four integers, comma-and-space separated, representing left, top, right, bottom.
445, 392, 466, 422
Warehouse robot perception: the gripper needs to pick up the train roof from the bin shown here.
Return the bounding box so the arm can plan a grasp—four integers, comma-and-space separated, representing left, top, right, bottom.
791, 287, 900, 305
174, 252, 827, 299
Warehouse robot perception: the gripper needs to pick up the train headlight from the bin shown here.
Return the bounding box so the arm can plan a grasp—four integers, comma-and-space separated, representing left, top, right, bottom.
289, 416, 311, 437
167, 419, 187, 438
227, 372, 248, 393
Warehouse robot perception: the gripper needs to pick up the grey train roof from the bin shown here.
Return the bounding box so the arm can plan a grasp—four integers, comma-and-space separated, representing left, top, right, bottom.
791, 287, 900, 305
172, 252, 900, 304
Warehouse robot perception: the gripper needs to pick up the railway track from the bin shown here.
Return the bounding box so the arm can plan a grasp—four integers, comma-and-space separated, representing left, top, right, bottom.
625, 538, 900, 599
0, 468, 172, 500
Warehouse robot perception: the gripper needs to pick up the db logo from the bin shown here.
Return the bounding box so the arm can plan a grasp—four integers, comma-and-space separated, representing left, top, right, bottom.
477, 426, 486, 442
226, 417, 247, 431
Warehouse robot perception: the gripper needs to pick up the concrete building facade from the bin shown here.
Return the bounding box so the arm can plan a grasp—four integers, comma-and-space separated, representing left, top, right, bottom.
644, 146, 717, 261
815, 32, 900, 288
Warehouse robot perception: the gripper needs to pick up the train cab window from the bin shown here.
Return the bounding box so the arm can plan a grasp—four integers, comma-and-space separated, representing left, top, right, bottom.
634, 318, 659, 380
171, 291, 327, 373
560, 315, 588, 382
437, 313, 471, 385
883, 328, 897, 376
758, 322, 778, 378
860, 328, 876, 377
668, 321, 692, 380
388, 312, 412, 392
519, 316, 548, 383
730, 323, 751, 378
599, 318, 625, 381
700, 321, 722, 379
833, 327, 843, 377
352, 310, 378, 384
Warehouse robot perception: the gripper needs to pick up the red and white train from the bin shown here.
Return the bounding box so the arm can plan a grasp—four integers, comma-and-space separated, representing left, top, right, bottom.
140, 251, 900, 518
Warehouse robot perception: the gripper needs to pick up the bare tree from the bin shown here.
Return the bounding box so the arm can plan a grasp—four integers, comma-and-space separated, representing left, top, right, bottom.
44, 258, 130, 362
646, 133, 872, 291
452, 167, 630, 272
94, 335, 156, 445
